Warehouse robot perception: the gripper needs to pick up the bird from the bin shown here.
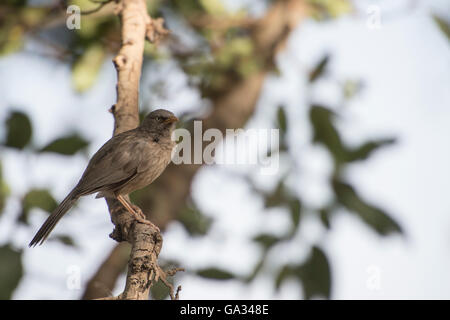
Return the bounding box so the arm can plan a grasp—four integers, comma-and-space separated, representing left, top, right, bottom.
29, 109, 178, 247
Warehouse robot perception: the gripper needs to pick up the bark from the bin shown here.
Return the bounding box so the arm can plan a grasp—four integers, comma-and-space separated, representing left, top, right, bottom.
82, 0, 309, 299
95, 0, 179, 300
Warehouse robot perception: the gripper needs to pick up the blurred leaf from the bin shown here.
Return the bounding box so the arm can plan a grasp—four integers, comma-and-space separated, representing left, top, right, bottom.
4, 110, 32, 149
147, 0, 163, 16
40, 134, 89, 155
346, 138, 395, 162
310, 0, 352, 20
19, 189, 58, 225
276, 105, 287, 134
216, 37, 254, 70
324, 0, 352, 17
333, 180, 402, 235
20, 7, 47, 27
177, 205, 212, 236
199, 0, 226, 15
297, 246, 331, 299
0, 180, 8, 214
172, 0, 205, 15
262, 181, 302, 233
288, 198, 302, 232
0, 245, 23, 300
0, 161, 10, 214
275, 265, 295, 290
0, 25, 24, 56
72, 44, 105, 92
70, 0, 116, 39
434, 15, 450, 41
309, 54, 329, 82
310, 106, 394, 166
275, 246, 331, 299
253, 233, 282, 249
342, 79, 363, 100
196, 267, 235, 280
150, 279, 170, 300
245, 256, 265, 283
52, 235, 76, 247
319, 207, 331, 229
264, 180, 287, 208
309, 105, 346, 164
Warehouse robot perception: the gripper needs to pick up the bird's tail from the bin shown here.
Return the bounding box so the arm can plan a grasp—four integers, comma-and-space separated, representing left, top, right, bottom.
29, 191, 78, 247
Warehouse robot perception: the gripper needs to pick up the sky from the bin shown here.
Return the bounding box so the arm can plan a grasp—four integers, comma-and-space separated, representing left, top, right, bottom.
0, 0, 449, 299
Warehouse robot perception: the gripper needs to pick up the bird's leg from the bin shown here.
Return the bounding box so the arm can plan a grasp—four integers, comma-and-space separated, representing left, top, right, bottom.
116, 194, 159, 231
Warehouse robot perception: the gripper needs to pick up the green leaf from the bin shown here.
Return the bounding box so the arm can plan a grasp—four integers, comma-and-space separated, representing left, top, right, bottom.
346, 138, 396, 162
0, 180, 9, 215
309, 54, 330, 82
319, 208, 331, 229
288, 198, 302, 232
264, 180, 287, 208
4, 111, 32, 149
19, 189, 58, 225
199, 0, 226, 15
196, 267, 235, 280
0, 25, 24, 56
52, 235, 76, 247
0, 245, 23, 299
434, 15, 450, 41
72, 44, 105, 92
253, 234, 282, 249
245, 256, 265, 283
274, 247, 332, 299
333, 180, 402, 235
342, 79, 363, 100
40, 134, 89, 155
310, 0, 352, 20
177, 205, 213, 236
276, 105, 288, 134
0, 161, 10, 214
274, 265, 296, 290
262, 182, 302, 235
297, 246, 331, 299
150, 278, 170, 300
309, 105, 346, 164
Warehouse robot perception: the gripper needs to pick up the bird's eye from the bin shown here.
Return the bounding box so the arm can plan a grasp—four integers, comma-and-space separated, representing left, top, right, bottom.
156, 116, 162, 121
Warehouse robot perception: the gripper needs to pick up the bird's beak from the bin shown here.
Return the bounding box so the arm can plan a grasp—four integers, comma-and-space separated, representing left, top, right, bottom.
164, 115, 178, 124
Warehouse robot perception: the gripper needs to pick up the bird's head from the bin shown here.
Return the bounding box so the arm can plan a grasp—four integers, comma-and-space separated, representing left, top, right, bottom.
141, 109, 178, 134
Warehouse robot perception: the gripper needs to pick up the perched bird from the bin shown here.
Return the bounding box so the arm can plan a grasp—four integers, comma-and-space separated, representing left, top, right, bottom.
29, 109, 178, 247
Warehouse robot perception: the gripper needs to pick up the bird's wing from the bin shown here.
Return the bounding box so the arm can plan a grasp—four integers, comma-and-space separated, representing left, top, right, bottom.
74, 130, 148, 195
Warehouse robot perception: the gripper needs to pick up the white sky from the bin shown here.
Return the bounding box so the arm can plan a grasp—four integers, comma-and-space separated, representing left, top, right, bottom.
0, 0, 449, 299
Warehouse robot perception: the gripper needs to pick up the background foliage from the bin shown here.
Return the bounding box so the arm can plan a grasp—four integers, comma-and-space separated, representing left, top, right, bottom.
0, 0, 448, 299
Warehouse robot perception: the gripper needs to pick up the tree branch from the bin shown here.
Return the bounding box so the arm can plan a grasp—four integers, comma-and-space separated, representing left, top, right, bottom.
97, 0, 179, 300
83, 0, 308, 299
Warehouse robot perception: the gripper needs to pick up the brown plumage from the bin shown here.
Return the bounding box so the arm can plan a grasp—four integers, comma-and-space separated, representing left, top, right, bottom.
29, 109, 178, 247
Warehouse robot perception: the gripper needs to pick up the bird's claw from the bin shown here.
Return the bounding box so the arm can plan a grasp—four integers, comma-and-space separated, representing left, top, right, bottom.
130, 204, 160, 232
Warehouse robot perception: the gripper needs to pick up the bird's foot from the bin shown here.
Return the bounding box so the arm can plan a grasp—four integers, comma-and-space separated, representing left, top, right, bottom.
116, 195, 160, 232
130, 204, 160, 232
